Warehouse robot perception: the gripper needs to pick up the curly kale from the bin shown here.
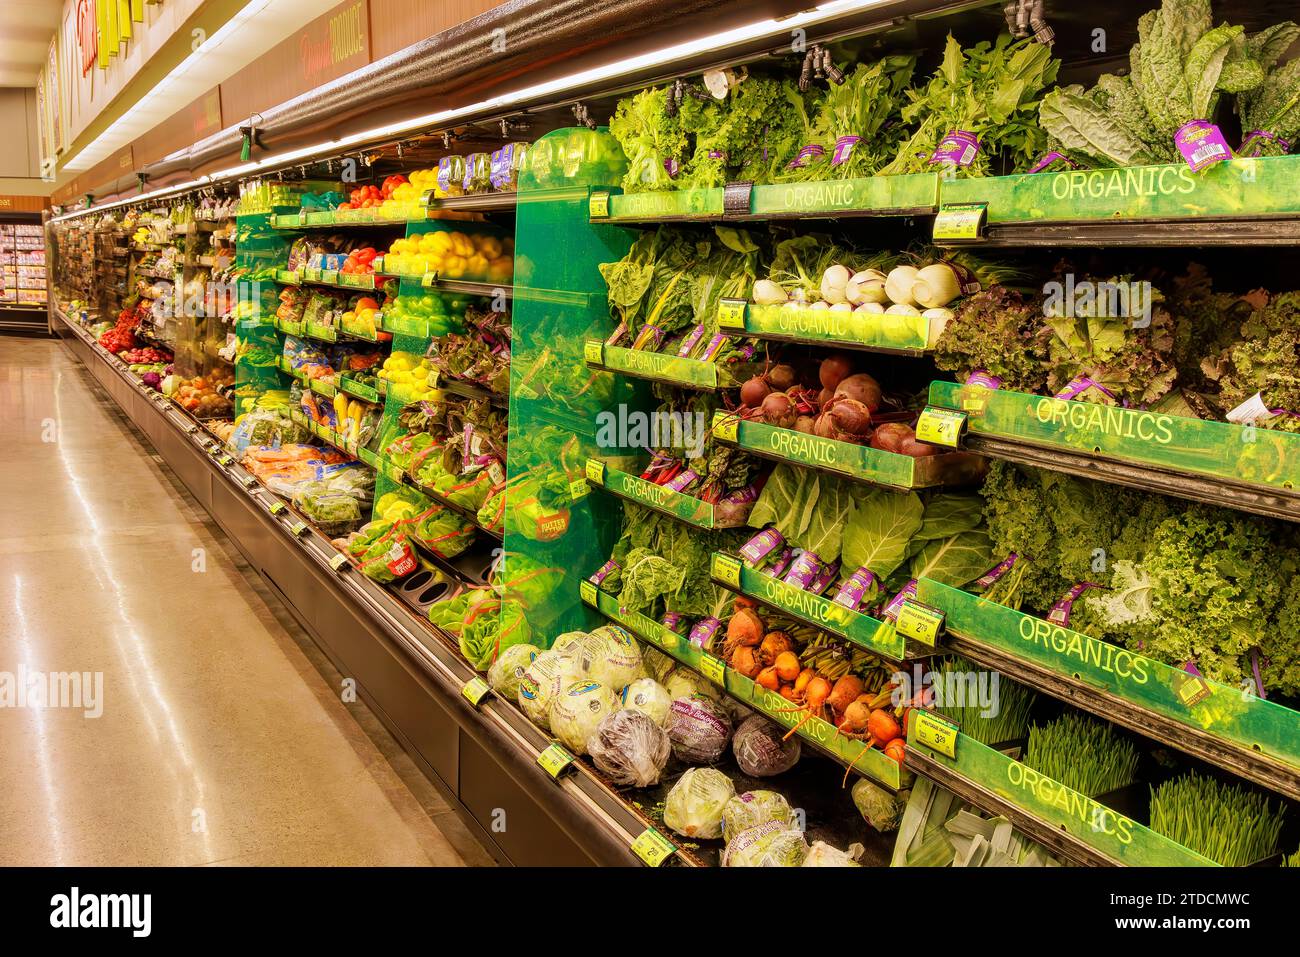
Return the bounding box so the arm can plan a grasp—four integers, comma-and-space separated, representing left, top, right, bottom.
934, 287, 1052, 393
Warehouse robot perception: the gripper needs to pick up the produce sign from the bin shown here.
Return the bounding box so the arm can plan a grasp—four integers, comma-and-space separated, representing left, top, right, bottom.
939, 155, 1300, 227
724, 302, 935, 354
928, 380, 1300, 495
711, 553, 918, 662
339, 377, 379, 403
711, 410, 980, 490
907, 725, 1217, 867
603, 187, 724, 220
585, 459, 737, 528
749, 173, 939, 217
588, 341, 752, 390
581, 581, 907, 790
917, 578, 1300, 790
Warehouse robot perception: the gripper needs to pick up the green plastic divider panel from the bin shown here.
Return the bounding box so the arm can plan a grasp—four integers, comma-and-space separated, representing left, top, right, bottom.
916, 578, 1300, 779
907, 721, 1217, 866
711, 410, 980, 489
585, 458, 730, 528
339, 376, 380, 403
939, 156, 1300, 224
736, 302, 934, 353
928, 380, 1300, 493
711, 552, 913, 661
749, 173, 939, 216
582, 581, 906, 789
233, 215, 292, 411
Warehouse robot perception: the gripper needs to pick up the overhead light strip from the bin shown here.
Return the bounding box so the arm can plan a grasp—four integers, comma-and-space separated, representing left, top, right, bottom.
51, 0, 892, 223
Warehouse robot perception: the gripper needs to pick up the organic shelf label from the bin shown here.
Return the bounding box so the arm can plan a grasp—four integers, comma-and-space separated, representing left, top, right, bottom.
895, 600, 944, 646
583, 340, 603, 365
537, 743, 575, 778
915, 407, 967, 447
584, 459, 606, 485
933, 202, 988, 242
912, 710, 959, 759
631, 827, 676, 867
462, 677, 491, 706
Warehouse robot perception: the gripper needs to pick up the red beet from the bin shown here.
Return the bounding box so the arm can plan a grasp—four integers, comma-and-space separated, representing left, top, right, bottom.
760, 391, 798, 428
741, 375, 771, 408
819, 353, 855, 391
833, 373, 883, 413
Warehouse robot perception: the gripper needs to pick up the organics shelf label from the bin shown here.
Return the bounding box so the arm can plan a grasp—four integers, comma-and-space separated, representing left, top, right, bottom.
744, 303, 930, 353
631, 827, 676, 867
601, 345, 718, 388
749, 173, 939, 216
723, 416, 919, 487
911, 710, 959, 759
895, 600, 944, 646
932, 202, 988, 241
914, 407, 966, 447
461, 677, 491, 706
537, 743, 575, 778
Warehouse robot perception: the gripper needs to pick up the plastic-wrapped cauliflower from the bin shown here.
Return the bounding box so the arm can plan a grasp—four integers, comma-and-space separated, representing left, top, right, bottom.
586, 709, 671, 787
487, 643, 540, 700
621, 677, 672, 727
549, 680, 621, 755
517, 650, 583, 730
663, 767, 736, 839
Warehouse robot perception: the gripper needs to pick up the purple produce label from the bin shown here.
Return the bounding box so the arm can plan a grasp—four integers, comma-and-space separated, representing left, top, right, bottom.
786, 144, 826, 170
589, 559, 620, 586
929, 130, 980, 167
809, 559, 840, 596
676, 324, 706, 357
763, 546, 795, 579
1175, 120, 1232, 173
720, 484, 759, 507
660, 611, 688, 634
739, 527, 785, 565
1054, 376, 1117, 402
687, 617, 721, 649
663, 157, 681, 178
831, 135, 861, 166
1046, 581, 1101, 627
1239, 130, 1291, 157
782, 550, 822, 590
489, 144, 515, 190
707, 150, 728, 161
832, 567, 878, 610
698, 333, 730, 362
664, 469, 699, 493
1027, 151, 1083, 174
881, 580, 918, 620
975, 553, 1017, 589
437, 157, 455, 192
964, 370, 1003, 390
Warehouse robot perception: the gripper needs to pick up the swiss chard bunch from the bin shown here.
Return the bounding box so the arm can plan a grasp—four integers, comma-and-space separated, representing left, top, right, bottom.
880, 34, 1059, 176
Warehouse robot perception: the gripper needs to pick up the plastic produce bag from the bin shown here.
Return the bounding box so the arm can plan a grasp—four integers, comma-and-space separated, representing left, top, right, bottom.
586, 710, 671, 787
486, 644, 539, 700
722, 790, 794, 841
732, 715, 801, 777
666, 694, 733, 764
571, 625, 643, 689
663, 768, 736, 839
852, 778, 908, 833
621, 678, 672, 728
518, 650, 583, 731
550, 680, 621, 755
723, 823, 809, 867
802, 841, 864, 867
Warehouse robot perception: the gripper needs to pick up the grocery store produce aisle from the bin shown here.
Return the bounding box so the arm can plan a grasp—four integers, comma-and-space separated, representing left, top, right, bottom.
0, 338, 492, 866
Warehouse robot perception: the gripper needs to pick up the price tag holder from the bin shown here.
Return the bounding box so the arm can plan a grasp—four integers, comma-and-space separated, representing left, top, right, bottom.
462, 676, 492, 707
583, 340, 604, 366
722, 180, 754, 217
372, 256, 385, 274
568, 477, 590, 501
185, 424, 200, 435
912, 709, 959, 759
420, 273, 437, 288
328, 553, 350, 571
217, 454, 233, 467
584, 459, 606, 486
321, 270, 339, 285
933, 202, 988, 242
240, 475, 258, 489
580, 579, 598, 607
716, 297, 748, 330
289, 521, 308, 536
1176, 672, 1212, 708
895, 599, 945, 647
711, 409, 738, 443
588, 189, 611, 220
914, 407, 967, 448
700, 654, 727, 686
537, 743, 575, 779
268, 501, 287, 515
631, 827, 677, 867
711, 553, 743, 589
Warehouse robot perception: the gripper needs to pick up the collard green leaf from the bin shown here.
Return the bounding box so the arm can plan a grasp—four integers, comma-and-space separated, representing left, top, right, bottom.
910, 530, 994, 588
749, 463, 818, 542
842, 489, 925, 579
915, 492, 986, 543
1039, 88, 1161, 168
793, 476, 856, 563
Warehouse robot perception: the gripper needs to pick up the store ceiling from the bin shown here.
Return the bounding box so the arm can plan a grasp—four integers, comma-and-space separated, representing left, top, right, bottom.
0, 0, 61, 87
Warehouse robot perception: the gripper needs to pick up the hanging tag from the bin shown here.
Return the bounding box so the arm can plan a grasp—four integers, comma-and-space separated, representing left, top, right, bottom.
913, 710, 959, 759
584, 459, 606, 485
914, 407, 967, 447
569, 476, 590, 501
711, 410, 738, 442
631, 826, 676, 867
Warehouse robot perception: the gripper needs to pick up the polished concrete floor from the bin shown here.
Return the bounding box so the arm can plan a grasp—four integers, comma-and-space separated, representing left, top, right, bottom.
0, 337, 494, 866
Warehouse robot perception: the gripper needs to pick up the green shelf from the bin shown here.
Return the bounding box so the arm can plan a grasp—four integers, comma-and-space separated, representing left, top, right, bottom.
581, 579, 909, 791
720, 301, 938, 355
585, 340, 755, 391
584, 459, 744, 529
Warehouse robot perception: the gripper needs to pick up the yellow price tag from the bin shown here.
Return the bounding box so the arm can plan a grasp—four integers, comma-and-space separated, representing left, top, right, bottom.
631, 827, 676, 867
1176, 673, 1212, 708
589, 190, 611, 219
913, 710, 959, 759
421, 273, 436, 287
580, 580, 598, 607
462, 676, 491, 706
914, 407, 967, 448
217, 454, 234, 466
700, 655, 727, 686
712, 410, 739, 442
289, 521, 309, 536
895, 599, 945, 646
584, 459, 606, 485
711, 553, 742, 589
933, 202, 987, 242
537, 743, 575, 778
716, 297, 748, 330
268, 501, 287, 515
240, 475, 258, 489
583, 340, 604, 366
569, 477, 590, 501
328, 553, 350, 571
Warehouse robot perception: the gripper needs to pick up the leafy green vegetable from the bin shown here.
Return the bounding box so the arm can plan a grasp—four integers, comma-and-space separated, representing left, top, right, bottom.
841, 489, 925, 579
1023, 711, 1140, 797
934, 286, 1052, 393
909, 529, 994, 588
1202, 290, 1300, 433
608, 86, 688, 193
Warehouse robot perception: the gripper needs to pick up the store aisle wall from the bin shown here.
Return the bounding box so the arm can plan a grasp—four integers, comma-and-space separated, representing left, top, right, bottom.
0, 338, 492, 866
